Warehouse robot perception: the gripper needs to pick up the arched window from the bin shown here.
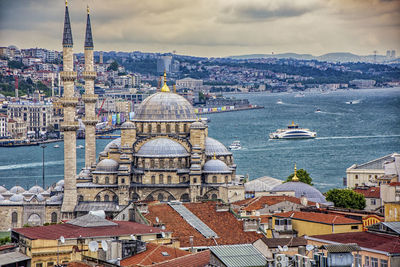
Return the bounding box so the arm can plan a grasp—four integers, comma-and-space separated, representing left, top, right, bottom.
104, 195, 109, 201
95, 176, 99, 183
180, 193, 190, 202
225, 176, 228, 183
212, 176, 217, 183
132, 193, 140, 201
167, 176, 172, 184
168, 195, 175, 201
151, 175, 156, 184
105, 176, 109, 184
150, 160, 155, 168
146, 194, 154, 201
211, 194, 218, 200
355, 175, 358, 179
51, 212, 57, 223
157, 193, 164, 201
159, 159, 164, 168
157, 124, 161, 133
169, 159, 173, 168
11, 212, 18, 224
175, 124, 179, 133
203, 194, 209, 200
78, 195, 84, 202
95, 195, 100, 202
148, 124, 152, 133
121, 178, 125, 184
166, 124, 171, 133
159, 174, 164, 184
183, 124, 187, 132
113, 195, 118, 203
142, 159, 145, 168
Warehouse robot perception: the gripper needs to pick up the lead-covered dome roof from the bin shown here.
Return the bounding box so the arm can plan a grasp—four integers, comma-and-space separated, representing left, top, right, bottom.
104, 138, 121, 152
10, 186, 25, 194
136, 138, 189, 157
134, 92, 197, 121
203, 159, 232, 173
95, 159, 119, 172
271, 181, 328, 204
0, 186, 7, 194
29, 185, 44, 194
205, 137, 232, 156
10, 193, 24, 202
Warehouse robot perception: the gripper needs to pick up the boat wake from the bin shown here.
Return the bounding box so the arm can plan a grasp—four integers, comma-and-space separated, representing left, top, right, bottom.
316, 134, 400, 140
0, 159, 84, 171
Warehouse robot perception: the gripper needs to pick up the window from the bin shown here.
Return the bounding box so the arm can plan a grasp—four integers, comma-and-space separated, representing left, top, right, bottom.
51, 212, 57, 223
36, 263, 43, 267
193, 178, 197, 183
175, 124, 179, 133
104, 195, 109, 201
95, 176, 99, 183
78, 195, 84, 202
150, 160, 155, 168
113, 195, 118, 203
47, 262, 54, 267
12, 212, 18, 224
212, 176, 217, 183
148, 124, 152, 133
169, 159, 173, 168
157, 193, 164, 201
95, 195, 100, 201
211, 194, 218, 200
151, 175, 156, 184
365, 256, 370, 267
380, 259, 388, 267
159, 174, 164, 184
157, 124, 161, 133
225, 176, 228, 183
105, 176, 109, 184
351, 225, 359, 230
354, 254, 362, 267
167, 176, 172, 184
159, 159, 164, 168
121, 178, 125, 184
166, 124, 170, 133
371, 199, 376, 205
355, 175, 358, 179
371, 257, 378, 267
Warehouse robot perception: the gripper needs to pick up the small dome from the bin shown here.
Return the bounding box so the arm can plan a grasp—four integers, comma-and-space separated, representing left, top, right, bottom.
48, 194, 63, 203
203, 159, 231, 173
205, 137, 232, 156
56, 180, 64, 186
35, 194, 45, 202
190, 121, 205, 129
104, 138, 121, 152
10, 186, 25, 194
78, 168, 91, 178
121, 121, 136, 129
134, 92, 197, 121
10, 193, 24, 202
136, 138, 189, 157
0, 186, 7, 193
54, 185, 63, 192
2, 190, 12, 196
29, 185, 44, 194
95, 159, 119, 172
271, 182, 328, 204
41, 190, 50, 196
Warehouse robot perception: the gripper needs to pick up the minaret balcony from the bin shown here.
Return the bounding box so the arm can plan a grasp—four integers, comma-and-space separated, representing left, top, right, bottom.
82, 71, 96, 80
60, 71, 77, 81
60, 97, 79, 107
82, 94, 98, 103
61, 121, 79, 131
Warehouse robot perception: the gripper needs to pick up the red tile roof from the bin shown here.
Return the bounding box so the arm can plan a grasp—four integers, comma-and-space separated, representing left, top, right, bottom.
120, 243, 190, 266
233, 196, 316, 212
13, 221, 164, 240
309, 232, 400, 254
150, 250, 210, 267
144, 202, 262, 247
354, 187, 380, 198
274, 211, 361, 225
389, 182, 400, 186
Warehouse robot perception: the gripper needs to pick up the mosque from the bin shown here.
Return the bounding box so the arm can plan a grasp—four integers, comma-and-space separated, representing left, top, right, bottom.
0, 3, 329, 231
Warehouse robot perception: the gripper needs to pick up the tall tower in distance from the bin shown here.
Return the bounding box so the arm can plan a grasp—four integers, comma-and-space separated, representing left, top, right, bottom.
82, 5, 98, 168
60, 0, 78, 218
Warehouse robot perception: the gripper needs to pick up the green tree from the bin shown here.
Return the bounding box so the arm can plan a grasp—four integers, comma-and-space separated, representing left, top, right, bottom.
326, 189, 366, 210
286, 168, 313, 185
107, 60, 119, 71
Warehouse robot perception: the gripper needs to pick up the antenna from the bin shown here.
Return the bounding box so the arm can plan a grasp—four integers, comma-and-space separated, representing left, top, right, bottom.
155, 217, 159, 223
88, 241, 99, 252
101, 240, 108, 251
278, 245, 283, 252
306, 244, 314, 252
130, 234, 136, 241
283, 245, 288, 252
60, 236, 65, 244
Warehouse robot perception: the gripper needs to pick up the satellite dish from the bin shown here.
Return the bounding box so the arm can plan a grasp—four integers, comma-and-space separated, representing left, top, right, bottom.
161, 232, 166, 238
60, 236, 65, 244
161, 225, 166, 230
101, 240, 108, 251
306, 244, 314, 252
130, 234, 136, 241
155, 217, 159, 223
89, 241, 99, 252
278, 245, 283, 251
283, 245, 288, 252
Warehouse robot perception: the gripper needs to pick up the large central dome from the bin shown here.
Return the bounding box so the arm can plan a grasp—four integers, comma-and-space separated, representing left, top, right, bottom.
133, 92, 197, 121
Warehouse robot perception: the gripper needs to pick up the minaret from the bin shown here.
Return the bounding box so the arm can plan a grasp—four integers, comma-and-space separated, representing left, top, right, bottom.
82, 5, 98, 168
60, 0, 78, 217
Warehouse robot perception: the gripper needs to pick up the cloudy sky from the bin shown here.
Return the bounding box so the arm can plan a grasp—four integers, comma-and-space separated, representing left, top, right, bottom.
0, 0, 399, 57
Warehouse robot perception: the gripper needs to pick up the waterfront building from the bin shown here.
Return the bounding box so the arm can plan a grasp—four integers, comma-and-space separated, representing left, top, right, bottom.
353, 186, 381, 211
0, 113, 7, 137
7, 118, 27, 139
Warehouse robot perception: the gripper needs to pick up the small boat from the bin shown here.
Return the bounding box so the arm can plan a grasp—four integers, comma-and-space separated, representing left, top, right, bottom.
276, 99, 283, 104
54, 144, 60, 148
229, 140, 242, 150
315, 109, 321, 113
77, 145, 84, 149
346, 99, 361, 104
269, 121, 316, 139
294, 92, 305, 98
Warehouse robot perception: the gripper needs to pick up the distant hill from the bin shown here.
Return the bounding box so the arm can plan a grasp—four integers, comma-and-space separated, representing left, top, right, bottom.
229, 52, 388, 63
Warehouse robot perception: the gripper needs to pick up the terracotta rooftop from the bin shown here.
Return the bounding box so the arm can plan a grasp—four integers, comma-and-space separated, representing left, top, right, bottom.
260, 236, 307, 248
354, 187, 380, 198
233, 196, 316, 212
274, 211, 361, 225
309, 231, 400, 254
144, 202, 262, 247
389, 182, 400, 186
13, 221, 165, 240
150, 250, 210, 267
120, 243, 190, 266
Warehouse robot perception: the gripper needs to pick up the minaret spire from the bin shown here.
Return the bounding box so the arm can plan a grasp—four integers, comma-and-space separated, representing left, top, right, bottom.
62, 0, 73, 47
84, 5, 94, 48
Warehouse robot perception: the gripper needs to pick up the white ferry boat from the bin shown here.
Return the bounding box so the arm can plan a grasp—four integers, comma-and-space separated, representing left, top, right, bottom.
269, 122, 316, 139
229, 140, 242, 150
276, 99, 283, 104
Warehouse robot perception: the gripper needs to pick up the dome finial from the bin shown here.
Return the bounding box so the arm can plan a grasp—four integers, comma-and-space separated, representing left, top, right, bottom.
65, 0, 68, 7
161, 70, 170, 92
87, 5, 90, 14
292, 163, 299, 182
213, 152, 216, 160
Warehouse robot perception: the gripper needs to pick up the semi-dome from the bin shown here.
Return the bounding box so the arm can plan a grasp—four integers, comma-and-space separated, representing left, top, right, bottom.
104, 138, 121, 152
56, 180, 64, 187
205, 137, 232, 156
95, 158, 119, 172
121, 121, 136, 129
10, 193, 24, 202
133, 92, 197, 121
0, 186, 7, 193
271, 182, 328, 204
78, 168, 91, 178
47, 194, 63, 203
10, 186, 25, 194
203, 159, 231, 173
136, 138, 189, 157
29, 185, 44, 194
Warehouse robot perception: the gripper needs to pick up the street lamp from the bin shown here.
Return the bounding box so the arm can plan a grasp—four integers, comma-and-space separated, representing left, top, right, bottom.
40, 144, 47, 188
